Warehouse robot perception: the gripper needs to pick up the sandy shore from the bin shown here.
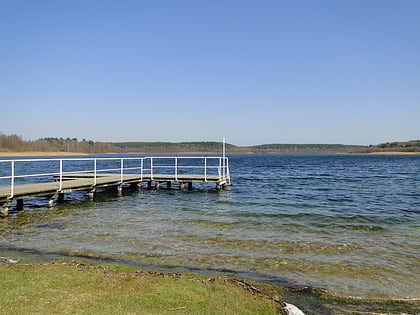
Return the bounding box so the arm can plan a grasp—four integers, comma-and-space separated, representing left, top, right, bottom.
0, 151, 87, 157
1, 151, 419, 157
367, 151, 420, 155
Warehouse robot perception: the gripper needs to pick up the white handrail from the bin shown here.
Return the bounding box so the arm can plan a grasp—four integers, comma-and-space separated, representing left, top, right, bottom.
0, 156, 230, 198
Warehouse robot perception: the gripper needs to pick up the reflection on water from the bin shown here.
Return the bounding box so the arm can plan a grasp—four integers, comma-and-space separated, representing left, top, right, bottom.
1, 154, 419, 300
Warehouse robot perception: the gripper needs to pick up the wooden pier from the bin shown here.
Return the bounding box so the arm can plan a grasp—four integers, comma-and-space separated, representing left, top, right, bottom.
0, 156, 230, 216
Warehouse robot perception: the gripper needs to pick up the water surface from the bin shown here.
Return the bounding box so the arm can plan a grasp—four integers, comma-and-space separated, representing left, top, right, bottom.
1, 154, 419, 300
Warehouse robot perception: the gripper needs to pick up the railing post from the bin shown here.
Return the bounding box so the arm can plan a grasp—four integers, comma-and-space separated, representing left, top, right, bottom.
175, 158, 178, 181
94, 159, 97, 186
59, 159, 63, 191
140, 158, 143, 181
9, 160, 15, 199
218, 158, 221, 178
150, 158, 154, 180
204, 158, 207, 182
120, 158, 124, 183
226, 158, 231, 185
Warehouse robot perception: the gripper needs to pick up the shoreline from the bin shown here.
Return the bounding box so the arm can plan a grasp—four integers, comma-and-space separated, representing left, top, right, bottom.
0, 151, 419, 157
1, 246, 418, 303
365, 151, 420, 155
0, 256, 418, 314
0, 151, 87, 157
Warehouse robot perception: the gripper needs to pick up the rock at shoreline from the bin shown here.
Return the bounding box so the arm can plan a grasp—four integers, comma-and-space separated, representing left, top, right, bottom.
281, 302, 305, 315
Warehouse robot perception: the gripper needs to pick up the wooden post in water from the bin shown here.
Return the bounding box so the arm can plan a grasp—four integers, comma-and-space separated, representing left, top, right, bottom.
58, 193, 65, 203
179, 182, 185, 190
16, 199, 24, 210
48, 194, 56, 207
188, 182, 193, 191
166, 181, 171, 189
88, 188, 96, 200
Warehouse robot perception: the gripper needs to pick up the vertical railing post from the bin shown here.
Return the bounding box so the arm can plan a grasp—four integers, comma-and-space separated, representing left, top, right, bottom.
94, 159, 97, 186
204, 158, 207, 182
226, 158, 230, 185
120, 158, 124, 183
59, 159, 63, 191
218, 158, 221, 178
175, 158, 178, 181
9, 160, 15, 199
150, 158, 154, 180
140, 158, 143, 181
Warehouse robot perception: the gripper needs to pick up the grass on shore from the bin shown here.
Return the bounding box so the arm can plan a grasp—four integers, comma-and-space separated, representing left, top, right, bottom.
0, 259, 280, 315
1, 259, 419, 315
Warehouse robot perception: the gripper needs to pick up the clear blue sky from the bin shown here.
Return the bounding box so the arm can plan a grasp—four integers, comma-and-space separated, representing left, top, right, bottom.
1, 0, 419, 146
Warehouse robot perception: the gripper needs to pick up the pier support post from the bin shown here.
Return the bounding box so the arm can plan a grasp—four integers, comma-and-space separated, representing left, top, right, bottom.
88, 188, 96, 200
48, 194, 57, 208
166, 181, 171, 190
16, 199, 24, 210
147, 181, 152, 189
130, 182, 142, 191
58, 193, 65, 203
216, 184, 221, 191
117, 184, 123, 195
179, 183, 185, 191
1, 201, 10, 217
188, 182, 193, 191
155, 182, 160, 189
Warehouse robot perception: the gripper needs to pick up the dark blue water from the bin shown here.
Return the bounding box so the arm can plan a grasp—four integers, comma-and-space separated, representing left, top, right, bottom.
0, 154, 419, 300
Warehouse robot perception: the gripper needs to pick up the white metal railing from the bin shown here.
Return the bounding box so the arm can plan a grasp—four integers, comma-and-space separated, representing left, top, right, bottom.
0, 156, 230, 199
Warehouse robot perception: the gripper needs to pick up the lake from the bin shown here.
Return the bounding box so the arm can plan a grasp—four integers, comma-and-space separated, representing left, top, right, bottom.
0, 153, 419, 300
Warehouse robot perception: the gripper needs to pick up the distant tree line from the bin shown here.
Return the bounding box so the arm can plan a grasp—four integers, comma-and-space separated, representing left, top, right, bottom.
112, 141, 237, 153
1, 134, 419, 154
356, 140, 420, 153
0, 134, 116, 154
251, 143, 364, 153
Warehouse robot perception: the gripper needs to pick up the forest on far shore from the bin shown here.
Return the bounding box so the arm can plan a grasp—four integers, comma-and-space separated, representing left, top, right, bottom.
0, 134, 419, 154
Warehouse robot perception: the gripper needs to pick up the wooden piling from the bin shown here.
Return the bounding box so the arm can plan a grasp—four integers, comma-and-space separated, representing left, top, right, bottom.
88, 188, 96, 200
48, 194, 56, 207
58, 193, 65, 203
16, 199, 24, 210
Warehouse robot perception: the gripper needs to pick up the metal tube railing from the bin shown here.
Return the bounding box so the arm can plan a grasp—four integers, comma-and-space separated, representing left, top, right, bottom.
0, 156, 230, 198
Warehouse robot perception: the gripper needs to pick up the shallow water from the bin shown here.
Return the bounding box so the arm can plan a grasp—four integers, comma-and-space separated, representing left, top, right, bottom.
1, 154, 419, 300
